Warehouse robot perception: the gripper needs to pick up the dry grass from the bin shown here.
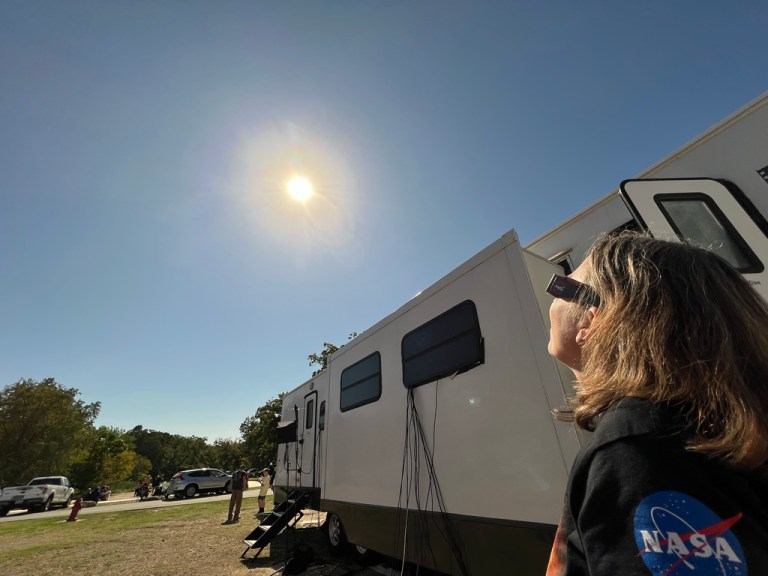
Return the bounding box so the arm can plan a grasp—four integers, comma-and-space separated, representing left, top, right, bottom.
0, 497, 383, 576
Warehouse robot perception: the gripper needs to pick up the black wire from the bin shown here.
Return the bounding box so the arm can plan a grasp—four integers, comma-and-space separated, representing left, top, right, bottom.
299, 429, 319, 477
393, 388, 413, 566
407, 385, 471, 576
390, 383, 471, 576
411, 388, 432, 572
280, 440, 300, 492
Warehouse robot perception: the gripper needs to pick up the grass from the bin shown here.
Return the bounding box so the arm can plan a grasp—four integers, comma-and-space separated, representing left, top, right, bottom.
0, 495, 422, 576
0, 497, 286, 576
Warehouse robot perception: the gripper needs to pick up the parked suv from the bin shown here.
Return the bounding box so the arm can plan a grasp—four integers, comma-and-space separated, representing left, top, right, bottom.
166, 468, 232, 499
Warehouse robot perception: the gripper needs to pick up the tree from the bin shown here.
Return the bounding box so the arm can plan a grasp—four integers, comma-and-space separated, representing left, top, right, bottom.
208, 438, 245, 470
307, 343, 338, 376
308, 333, 358, 376
0, 378, 100, 485
68, 426, 148, 488
130, 426, 212, 478
240, 395, 283, 468
162, 434, 210, 474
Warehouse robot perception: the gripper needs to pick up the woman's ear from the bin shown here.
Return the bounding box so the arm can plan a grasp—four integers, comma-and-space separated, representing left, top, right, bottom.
576, 306, 599, 347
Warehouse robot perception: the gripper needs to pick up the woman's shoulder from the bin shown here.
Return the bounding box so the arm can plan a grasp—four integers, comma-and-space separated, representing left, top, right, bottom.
587, 397, 690, 451
575, 408, 763, 509
572, 432, 768, 572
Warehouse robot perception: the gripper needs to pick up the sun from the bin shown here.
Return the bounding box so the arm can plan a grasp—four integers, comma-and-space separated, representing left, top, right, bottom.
287, 176, 314, 201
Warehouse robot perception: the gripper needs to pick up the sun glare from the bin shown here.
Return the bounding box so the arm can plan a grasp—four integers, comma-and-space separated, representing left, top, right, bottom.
232, 127, 357, 255
287, 176, 314, 201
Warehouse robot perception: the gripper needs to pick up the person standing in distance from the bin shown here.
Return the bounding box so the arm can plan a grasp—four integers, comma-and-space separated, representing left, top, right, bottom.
225, 465, 249, 524
258, 467, 271, 515
545, 231, 768, 575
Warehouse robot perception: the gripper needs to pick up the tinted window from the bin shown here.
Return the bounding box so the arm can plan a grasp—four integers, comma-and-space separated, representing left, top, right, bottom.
340, 352, 382, 411
306, 399, 315, 429
657, 194, 763, 273
555, 256, 573, 275
402, 300, 484, 388
319, 401, 326, 430
29, 478, 58, 486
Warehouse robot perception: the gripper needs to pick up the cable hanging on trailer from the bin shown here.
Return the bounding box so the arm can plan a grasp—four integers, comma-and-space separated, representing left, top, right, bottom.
393, 383, 471, 576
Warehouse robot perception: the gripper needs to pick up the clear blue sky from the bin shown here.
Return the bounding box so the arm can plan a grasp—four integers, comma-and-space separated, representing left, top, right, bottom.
2, 1, 766, 441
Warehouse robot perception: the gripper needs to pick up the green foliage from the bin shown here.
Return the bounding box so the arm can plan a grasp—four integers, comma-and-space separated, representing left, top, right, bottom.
127, 426, 168, 474
0, 377, 255, 489
68, 426, 152, 488
207, 438, 245, 470
130, 426, 213, 478
307, 332, 358, 376
308, 342, 338, 376
125, 452, 153, 483
0, 378, 100, 485
240, 395, 283, 468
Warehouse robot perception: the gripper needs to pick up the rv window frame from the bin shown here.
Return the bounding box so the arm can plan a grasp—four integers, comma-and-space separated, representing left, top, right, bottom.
401, 299, 484, 389
339, 352, 382, 412
654, 192, 764, 274
319, 401, 326, 430
305, 398, 314, 429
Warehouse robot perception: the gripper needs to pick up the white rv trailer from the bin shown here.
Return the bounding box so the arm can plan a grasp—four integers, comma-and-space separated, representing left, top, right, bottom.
273, 91, 768, 575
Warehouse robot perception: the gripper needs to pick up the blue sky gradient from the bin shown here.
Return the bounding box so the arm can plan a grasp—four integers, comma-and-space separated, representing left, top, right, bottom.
2, 1, 766, 440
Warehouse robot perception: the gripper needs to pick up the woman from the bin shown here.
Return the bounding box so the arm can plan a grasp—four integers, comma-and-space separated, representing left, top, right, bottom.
258, 467, 271, 514
545, 232, 768, 575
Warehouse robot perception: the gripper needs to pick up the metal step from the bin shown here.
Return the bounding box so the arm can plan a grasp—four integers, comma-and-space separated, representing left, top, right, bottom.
239, 490, 311, 562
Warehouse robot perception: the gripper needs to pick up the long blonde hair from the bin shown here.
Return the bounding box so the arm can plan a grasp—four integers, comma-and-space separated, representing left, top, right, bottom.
567, 231, 768, 470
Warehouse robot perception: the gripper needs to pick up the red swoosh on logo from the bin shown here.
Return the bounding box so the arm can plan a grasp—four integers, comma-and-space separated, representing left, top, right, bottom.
638, 512, 742, 576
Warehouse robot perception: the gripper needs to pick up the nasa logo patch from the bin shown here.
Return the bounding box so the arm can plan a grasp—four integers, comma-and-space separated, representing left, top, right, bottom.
634, 490, 747, 575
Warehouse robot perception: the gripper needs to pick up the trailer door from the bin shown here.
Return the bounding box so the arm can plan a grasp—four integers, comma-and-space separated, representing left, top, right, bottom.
301, 391, 318, 488
620, 178, 768, 301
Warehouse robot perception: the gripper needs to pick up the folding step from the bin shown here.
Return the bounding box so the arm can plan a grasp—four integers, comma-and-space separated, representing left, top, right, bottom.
239, 490, 312, 562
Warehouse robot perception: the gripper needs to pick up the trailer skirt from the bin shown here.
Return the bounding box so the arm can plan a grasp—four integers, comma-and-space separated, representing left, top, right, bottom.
323, 499, 556, 575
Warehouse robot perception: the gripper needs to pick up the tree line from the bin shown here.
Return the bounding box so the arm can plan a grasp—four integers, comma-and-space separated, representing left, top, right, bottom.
0, 378, 283, 489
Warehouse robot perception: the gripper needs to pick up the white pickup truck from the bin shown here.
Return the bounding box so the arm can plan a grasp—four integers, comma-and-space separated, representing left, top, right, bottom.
0, 476, 75, 515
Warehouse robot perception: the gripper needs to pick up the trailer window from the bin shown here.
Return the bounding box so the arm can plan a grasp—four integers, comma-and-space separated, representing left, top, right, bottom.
401, 300, 484, 389
305, 399, 314, 429
554, 255, 573, 275
656, 193, 763, 273
340, 352, 382, 412
319, 401, 326, 430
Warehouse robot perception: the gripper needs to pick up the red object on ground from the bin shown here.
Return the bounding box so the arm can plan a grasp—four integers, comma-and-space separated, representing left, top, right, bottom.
67, 498, 83, 522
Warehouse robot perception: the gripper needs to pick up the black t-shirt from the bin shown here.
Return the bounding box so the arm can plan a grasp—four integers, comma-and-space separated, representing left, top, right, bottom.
232, 469, 248, 491
547, 397, 768, 575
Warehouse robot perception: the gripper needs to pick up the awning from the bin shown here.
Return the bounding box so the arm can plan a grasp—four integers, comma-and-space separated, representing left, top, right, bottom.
275, 419, 297, 443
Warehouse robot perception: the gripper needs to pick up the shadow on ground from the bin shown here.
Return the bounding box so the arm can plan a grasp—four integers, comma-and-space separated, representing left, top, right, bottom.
239, 511, 444, 576
242, 525, 374, 575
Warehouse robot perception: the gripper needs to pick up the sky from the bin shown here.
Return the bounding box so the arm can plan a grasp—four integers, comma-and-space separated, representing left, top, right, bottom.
1, 1, 766, 441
